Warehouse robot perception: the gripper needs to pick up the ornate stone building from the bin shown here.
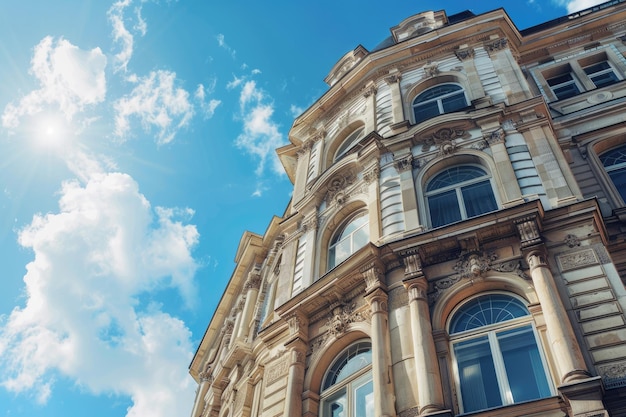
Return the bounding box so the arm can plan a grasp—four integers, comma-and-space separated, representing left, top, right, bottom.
189, 2, 626, 417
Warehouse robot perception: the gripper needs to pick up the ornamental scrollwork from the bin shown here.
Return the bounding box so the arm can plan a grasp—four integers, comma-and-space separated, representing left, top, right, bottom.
417, 127, 469, 152
453, 250, 498, 280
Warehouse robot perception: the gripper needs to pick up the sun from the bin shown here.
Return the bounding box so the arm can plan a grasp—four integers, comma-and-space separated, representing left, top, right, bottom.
32, 113, 72, 150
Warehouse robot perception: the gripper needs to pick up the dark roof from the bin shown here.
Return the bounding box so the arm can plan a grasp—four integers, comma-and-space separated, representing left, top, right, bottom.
521, 0, 625, 35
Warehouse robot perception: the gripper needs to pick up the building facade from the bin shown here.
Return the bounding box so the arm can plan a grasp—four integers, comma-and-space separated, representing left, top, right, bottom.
189, 2, 626, 417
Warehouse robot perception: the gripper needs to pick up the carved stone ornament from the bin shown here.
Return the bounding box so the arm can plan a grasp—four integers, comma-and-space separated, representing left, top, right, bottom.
245, 269, 262, 291
454, 251, 498, 280
403, 251, 423, 279
487, 128, 505, 145
515, 216, 542, 248
455, 46, 475, 61
557, 249, 599, 272
564, 234, 581, 248
325, 172, 356, 204
438, 140, 456, 156
362, 83, 378, 98
417, 127, 469, 152
384, 73, 402, 84
394, 154, 414, 172
492, 260, 529, 280
363, 164, 381, 184
422, 62, 440, 79
598, 361, 626, 388
485, 38, 508, 53
299, 216, 318, 233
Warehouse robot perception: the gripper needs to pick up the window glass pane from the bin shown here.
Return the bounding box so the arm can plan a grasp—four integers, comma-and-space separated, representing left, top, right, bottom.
414, 84, 462, 102
462, 180, 498, 218
324, 342, 372, 389
608, 168, 626, 201
427, 166, 487, 191
331, 239, 351, 267
428, 190, 461, 227
326, 391, 347, 417
590, 72, 619, 88
600, 145, 626, 168
442, 92, 467, 113
337, 215, 367, 241
553, 83, 580, 100
497, 326, 551, 403
354, 379, 374, 417
414, 101, 440, 123
352, 224, 369, 252
450, 294, 529, 334
454, 336, 502, 412
547, 73, 574, 86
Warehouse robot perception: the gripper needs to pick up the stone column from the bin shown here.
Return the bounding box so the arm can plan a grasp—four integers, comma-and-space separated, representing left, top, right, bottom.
363, 81, 378, 134
515, 216, 588, 383
283, 312, 309, 417
394, 152, 421, 231
363, 264, 397, 417
190, 368, 212, 417
230, 298, 245, 348
486, 127, 523, 207
525, 248, 588, 382
402, 251, 445, 415
385, 70, 404, 126
237, 268, 262, 340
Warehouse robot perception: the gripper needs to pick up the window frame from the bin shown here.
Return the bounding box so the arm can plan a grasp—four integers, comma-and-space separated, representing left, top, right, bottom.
424, 164, 498, 228
600, 143, 626, 204
327, 211, 369, 270
320, 341, 374, 417
411, 83, 469, 124
535, 47, 624, 102
448, 293, 554, 414
334, 126, 366, 161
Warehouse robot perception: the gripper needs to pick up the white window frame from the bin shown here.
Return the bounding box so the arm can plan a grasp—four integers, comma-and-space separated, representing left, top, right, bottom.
448, 294, 554, 414
328, 212, 369, 269
411, 83, 469, 124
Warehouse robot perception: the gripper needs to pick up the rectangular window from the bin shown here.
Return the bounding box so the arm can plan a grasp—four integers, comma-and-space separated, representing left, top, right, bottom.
583, 61, 619, 88
546, 72, 580, 100
428, 190, 462, 228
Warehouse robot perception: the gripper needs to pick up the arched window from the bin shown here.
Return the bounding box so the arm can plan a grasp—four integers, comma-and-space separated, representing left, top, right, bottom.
328, 212, 369, 269
321, 341, 373, 417
425, 165, 497, 228
335, 126, 366, 161
600, 144, 626, 202
449, 294, 553, 413
412, 84, 468, 124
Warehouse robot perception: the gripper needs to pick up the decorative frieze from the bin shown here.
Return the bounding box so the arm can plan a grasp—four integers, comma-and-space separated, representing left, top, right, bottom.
265, 356, 289, 385
557, 248, 599, 272
598, 361, 626, 388
492, 259, 529, 280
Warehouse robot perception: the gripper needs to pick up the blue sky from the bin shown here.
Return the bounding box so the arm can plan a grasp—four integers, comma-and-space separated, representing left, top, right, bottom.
0, 0, 608, 416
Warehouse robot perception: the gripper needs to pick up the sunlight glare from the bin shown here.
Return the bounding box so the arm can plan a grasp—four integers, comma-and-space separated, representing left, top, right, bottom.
33, 113, 72, 151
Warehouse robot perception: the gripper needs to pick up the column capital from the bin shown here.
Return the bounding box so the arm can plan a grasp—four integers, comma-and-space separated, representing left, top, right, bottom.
360, 262, 386, 293
402, 249, 424, 279
363, 81, 378, 98
244, 268, 262, 291
515, 215, 543, 248
403, 275, 428, 302
285, 311, 309, 341
364, 287, 388, 314
525, 247, 549, 272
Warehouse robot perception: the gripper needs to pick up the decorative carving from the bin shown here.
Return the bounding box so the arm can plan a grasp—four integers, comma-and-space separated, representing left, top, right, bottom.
515, 216, 542, 248
300, 216, 318, 233
417, 127, 469, 152
403, 251, 424, 279
564, 234, 581, 248
492, 260, 529, 280
363, 164, 381, 184
362, 83, 378, 98
361, 264, 385, 291
286, 312, 308, 337
394, 154, 414, 172
422, 62, 440, 78
438, 140, 456, 156
245, 268, 262, 291
399, 407, 420, 417
455, 47, 474, 60
527, 249, 548, 270
558, 249, 599, 272
487, 129, 505, 145
598, 361, 626, 388
454, 251, 498, 279
485, 38, 508, 53
384, 73, 402, 84
325, 172, 356, 204
265, 356, 289, 385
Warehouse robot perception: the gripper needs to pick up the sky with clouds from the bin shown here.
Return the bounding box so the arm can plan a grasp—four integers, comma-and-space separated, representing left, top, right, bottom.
0, 0, 610, 416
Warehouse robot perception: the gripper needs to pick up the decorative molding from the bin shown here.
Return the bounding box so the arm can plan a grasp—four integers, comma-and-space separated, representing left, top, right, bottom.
492, 259, 529, 280
515, 216, 542, 248
422, 61, 440, 79
416, 127, 469, 152
245, 267, 262, 291
393, 154, 414, 172
325, 172, 357, 205
402, 250, 424, 279
265, 356, 289, 385
285, 311, 309, 338
455, 46, 474, 61
557, 248, 599, 272
362, 82, 378, 98
454, 251, 498, 279
564, 234, 581, 248
384, 72, 402, 84
598, 361, 626, 385
485, 37, 508, 53
361, 263, 385, 292
363, 164, 381, 184
486, 128, 505, 145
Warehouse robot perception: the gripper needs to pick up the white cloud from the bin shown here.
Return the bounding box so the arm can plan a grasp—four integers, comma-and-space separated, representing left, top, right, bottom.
235, 80, 285, 177
194, 84, 221, 119
290, 104, 304, 118
226, 74, 244, 90
251, 69, 261, 75
108, 0, 134, 73
0, 152, 198, 417
216, 33, 236, 59
2, 37, 106, 129
114, 70, 194, 145
553, 0, 608, 13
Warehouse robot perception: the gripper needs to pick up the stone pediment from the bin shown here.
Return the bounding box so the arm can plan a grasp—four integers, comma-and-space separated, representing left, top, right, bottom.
391, 11, 447, 43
